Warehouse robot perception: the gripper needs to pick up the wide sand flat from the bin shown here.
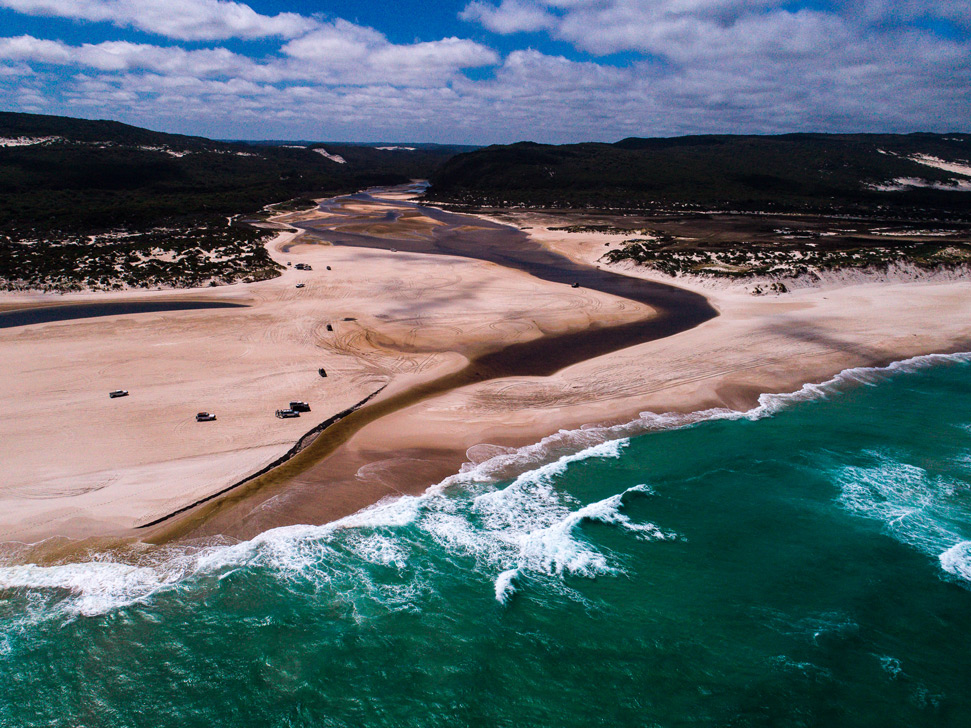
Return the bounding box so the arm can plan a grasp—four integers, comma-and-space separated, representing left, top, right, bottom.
156, 203, 971, 542
0, 217, 646, 543
3, 194, 971, 547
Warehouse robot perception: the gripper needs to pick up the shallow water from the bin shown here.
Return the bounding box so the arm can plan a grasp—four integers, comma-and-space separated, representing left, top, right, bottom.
2, 354, 971, 726
297, 193, 718, 375
0, 300, 246, 329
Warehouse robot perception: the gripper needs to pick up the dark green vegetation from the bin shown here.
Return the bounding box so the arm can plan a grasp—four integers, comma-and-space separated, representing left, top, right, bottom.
0, 226, 279, 292
427, 134, 971, 219
606, 233, 971, 288
0, 112, 468, 290
487, 207, 971, 288
431, 134, 971, 287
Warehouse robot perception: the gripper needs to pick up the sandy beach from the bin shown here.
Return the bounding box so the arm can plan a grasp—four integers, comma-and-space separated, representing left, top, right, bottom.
2, 192, 970, 548
0, 198, 648, 543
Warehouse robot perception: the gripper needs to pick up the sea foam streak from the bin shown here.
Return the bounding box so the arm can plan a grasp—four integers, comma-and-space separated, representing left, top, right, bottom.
835, 452, 971, 585
0, 440, 668, 617
3, 351, 971, 617
448, 352, 971, 488
828, 355, 971, 585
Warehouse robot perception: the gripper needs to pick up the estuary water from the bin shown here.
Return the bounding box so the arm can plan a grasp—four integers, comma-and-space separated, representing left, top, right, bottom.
0, 300, 246, 329
2, 354, 971, 726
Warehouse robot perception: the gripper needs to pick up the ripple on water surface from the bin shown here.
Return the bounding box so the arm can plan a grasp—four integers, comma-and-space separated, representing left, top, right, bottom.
2, 353, 971, 726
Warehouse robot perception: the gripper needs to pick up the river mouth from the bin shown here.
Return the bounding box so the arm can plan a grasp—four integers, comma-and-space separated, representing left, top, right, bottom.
0, 300, 247, 329
144, 190, 718, 541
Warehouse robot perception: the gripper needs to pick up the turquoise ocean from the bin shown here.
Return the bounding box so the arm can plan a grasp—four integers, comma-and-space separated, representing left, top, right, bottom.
2, 354, 971, 726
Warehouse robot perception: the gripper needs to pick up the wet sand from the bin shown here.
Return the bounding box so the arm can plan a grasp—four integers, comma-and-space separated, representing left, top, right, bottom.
146, 193, 971, 543
142, 194, 718, 541
3, 186, 971, 549
0, 194, 654, 544
0, 300, 246, 328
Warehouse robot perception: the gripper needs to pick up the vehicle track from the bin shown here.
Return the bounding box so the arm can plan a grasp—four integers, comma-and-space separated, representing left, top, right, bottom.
142, 188, 719, 537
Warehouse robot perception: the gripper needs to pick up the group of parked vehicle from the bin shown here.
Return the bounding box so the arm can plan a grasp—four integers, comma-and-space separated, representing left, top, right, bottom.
110, 390, 314, 423
275, 401, 311, 419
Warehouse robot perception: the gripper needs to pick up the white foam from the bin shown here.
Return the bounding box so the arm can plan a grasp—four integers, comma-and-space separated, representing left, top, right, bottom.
0, 560, 188, 618
836, 453, 971, 585
4, 351, 970, 616
0, 496, 425, 618
472, 472, 675, 602
878, 655, 904, 679
940, 541, 971, 582
494, 568, 518, 604
449, 352, 971, 493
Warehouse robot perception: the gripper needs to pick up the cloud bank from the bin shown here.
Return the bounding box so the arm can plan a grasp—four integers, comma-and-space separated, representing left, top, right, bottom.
0, 0, 967, 142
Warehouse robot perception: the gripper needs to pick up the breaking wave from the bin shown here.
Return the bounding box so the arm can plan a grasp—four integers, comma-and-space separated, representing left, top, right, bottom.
0, 440, 670, 618
835, 452, 971, 586
3, 351, 970, 619
448, 351, 971, 487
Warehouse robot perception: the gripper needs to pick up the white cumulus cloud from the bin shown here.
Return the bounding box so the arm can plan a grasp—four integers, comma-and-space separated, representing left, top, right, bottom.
460, 0, 556, 34
0, 0, 317, 41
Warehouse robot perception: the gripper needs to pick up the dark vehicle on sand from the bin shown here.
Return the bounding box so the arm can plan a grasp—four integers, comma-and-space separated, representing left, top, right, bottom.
196, 412, 216, 422
275, 408, 300, 419
109, 390, 129, 398
289, 401, 311, 412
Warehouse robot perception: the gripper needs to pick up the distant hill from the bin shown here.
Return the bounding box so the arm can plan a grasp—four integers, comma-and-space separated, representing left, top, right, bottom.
249, 140, 478, 182
426, 133, 971, 218
0, 111, 467, 237
0, 111, 469, 291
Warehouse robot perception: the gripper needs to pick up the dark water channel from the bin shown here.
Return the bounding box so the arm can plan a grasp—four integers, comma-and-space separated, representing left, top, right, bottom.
296, 193, 717, 376
0, 301, 246, 329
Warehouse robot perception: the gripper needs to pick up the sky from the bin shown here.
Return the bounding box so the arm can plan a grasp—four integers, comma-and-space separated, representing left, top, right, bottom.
0, 0, 968, 143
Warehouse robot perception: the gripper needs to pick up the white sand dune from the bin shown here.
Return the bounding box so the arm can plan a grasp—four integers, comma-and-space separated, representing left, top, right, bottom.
910, 154, 971, 177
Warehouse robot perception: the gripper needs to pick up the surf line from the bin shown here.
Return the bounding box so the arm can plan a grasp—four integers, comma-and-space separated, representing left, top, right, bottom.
142, 190, 718, 537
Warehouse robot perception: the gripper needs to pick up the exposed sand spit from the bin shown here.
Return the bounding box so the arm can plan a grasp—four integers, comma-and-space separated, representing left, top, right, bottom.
3, 191, 971, 549
0, 206, 648, 543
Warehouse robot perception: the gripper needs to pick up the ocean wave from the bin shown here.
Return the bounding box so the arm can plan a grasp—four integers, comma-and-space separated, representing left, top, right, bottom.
835, 453, 971, 585
3, 350, 970, 618
0, 439, 668, 617
424, 440, 675, 600
494, 568, 518, 605
448, 351, 971, 487
940, 541, 971, 582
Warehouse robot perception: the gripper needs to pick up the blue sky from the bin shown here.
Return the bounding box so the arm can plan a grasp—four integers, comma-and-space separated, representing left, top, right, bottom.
0, 0, 968, 143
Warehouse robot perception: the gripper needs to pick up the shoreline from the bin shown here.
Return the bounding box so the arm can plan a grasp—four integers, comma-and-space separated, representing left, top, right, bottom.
5, 347, 971, 569
134, 385, 387, 529
142, 197, 971, 545
0, 193, 667, 545
2, 188, 971, 555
